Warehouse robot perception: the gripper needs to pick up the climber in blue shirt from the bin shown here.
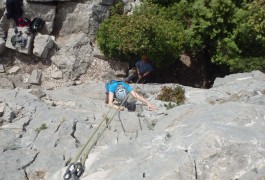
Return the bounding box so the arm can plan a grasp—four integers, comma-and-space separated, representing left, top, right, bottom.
105, 80, 156, 111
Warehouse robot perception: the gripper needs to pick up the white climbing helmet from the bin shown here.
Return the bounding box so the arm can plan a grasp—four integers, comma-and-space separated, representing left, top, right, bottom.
115, 86, 127, 102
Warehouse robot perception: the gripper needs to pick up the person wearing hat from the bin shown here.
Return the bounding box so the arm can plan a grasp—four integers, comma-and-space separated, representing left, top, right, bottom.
105, 80, 156, 111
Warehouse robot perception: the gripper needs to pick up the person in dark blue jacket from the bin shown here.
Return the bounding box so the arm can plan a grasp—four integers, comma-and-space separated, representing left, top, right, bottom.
126, 55, 154, 83
105, 80, 156, 111
5, 0, 23, 25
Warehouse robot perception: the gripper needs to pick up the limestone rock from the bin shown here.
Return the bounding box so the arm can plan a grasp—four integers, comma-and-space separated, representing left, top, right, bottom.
51, 70, 63, 79
180, 54, 192, 67
29, 69, 42, 85
51, 33, 93, 80
5, 27, 33, 54
8, 66, 20, 74
0, 77, 14, 89
23, 1, 56, 34
33, 33, 55, 58
1, 103, 16, 123
53, 1, 110, 37
0, 64, 5, 73
0, 71, 264, 180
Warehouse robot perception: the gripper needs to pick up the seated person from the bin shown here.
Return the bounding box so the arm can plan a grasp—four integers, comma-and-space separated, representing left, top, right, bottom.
126, 55, 154, 83
105, 80, 156, 111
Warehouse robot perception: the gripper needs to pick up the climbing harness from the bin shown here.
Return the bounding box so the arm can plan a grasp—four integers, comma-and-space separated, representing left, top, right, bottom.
64, 78, 142, 180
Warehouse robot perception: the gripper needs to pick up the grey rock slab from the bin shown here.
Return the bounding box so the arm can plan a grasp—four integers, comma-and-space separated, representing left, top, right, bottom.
81, 133, 195, 180
29, 88, 46, 99
0, 129, 17, 152
213, 70, 265, 87
0, 149, 39, 180
29, 69, 42, 85
23, 1, 56, 34
8, 66, 20, 74
33, 34, 55, 58
51, 33, 93, 80
2, 103, 16, 123
0, 71, 265, 180
53, 1, 93, 36
0, 64, 5, 73
5, 27, 34, 54
0, 77, 15, 89
51, 69, 63, 79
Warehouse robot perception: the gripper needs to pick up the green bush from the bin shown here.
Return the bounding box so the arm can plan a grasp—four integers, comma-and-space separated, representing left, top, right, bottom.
96, 2, 185, 67
156, 85, 185, 105
96, 0, 265, 73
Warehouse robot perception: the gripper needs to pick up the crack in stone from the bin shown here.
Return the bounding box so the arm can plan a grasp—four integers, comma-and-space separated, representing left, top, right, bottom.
54, 139, 59, 147
22, 107, 37, 133
23, 169, 29, 180
194, 159, 198, 179
26, 134, 39, 149
22, 116, 33, 132
54, 123, 62, 133
19, 152, 40, 170
70, 120, 81, 148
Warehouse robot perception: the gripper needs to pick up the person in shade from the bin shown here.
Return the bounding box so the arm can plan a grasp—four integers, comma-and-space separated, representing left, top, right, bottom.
126, 55, 154, 83
105, 80, 156, 111
5, 0, 24, 25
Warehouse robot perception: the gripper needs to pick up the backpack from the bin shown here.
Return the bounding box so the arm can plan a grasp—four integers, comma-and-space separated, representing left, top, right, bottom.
17, 18, 31, 27
30, 17, 45, 33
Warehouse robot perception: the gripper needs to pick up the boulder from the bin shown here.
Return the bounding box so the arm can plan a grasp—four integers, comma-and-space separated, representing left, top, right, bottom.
53, 1, 110, 37
8, 66, 20, 74
0, 77, 14, 89
22, 1, 56, 34
180, 54, 192, 67
33, 34, 55, 58
5, 27, 33, 54
51, 33, 93, 80
29, 69, 42, 85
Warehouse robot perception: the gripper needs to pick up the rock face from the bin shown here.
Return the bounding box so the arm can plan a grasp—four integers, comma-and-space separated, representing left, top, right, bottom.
0, 0, 139, 88
22, 1, 57, 35
51, 33, 93, 80
0, 71, 264, 180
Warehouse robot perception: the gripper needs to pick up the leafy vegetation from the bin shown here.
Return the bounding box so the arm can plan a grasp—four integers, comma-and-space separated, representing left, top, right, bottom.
96, 0, 265, 74
35, 123, 47, 133
156, 85, 185, 106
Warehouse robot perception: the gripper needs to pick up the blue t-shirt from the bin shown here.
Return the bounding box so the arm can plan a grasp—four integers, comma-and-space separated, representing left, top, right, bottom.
106, 81, 133, 94
136, 60, 153, 74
